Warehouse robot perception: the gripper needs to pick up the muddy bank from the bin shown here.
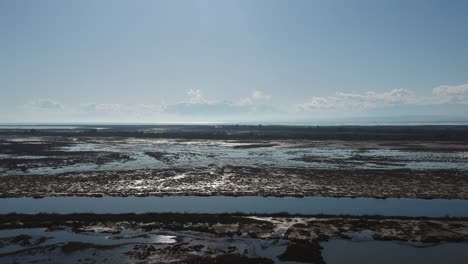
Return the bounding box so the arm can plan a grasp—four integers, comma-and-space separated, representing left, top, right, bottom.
2, 213, 468, 244
0, 213, 467, 263
1, 167, 467, 199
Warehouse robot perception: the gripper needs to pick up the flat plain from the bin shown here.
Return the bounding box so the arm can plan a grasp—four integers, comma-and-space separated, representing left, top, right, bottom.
1, 125, 468, 263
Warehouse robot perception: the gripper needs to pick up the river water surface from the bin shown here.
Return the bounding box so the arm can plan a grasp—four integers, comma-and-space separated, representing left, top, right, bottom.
1, 196, 468, 217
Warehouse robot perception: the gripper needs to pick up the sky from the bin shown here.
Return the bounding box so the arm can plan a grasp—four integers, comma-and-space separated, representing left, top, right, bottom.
1, 0, 468, 123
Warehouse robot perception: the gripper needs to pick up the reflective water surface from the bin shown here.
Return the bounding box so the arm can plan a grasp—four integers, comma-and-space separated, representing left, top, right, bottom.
322, 239, 468, 264
1, 196, 468, 217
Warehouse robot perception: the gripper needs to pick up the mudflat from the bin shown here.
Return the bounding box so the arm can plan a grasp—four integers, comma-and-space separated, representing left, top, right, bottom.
1, 125, 468, 263
1, 125, 467, 199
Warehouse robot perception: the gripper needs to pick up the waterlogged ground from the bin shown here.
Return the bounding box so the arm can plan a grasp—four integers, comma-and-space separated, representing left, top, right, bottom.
1, 127, 468, 263
1, 136, 468, 175
1, 213, 468, 264
1, 136, 468, 199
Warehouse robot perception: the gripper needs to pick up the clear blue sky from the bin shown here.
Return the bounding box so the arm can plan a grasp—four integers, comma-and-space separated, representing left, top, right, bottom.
1, 0, 468, 123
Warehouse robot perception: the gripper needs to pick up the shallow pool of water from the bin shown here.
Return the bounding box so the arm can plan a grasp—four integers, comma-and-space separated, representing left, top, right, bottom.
322, 239, 468, 264
3, 136, 468, 176
0, 228, 175, 254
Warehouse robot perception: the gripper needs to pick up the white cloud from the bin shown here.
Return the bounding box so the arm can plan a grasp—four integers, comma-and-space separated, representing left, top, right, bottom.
81, 103, 123, 113
236, 90, 272, 106
165, 89, 275, 116
20, 90, 273, 118
296, 97, 337, 110
134, 104, 165, 113
187, 89, 209, 104
27, 99, 64, 110
297, 89, 415, 111
80, 103, 164, 114
338, 89, 414, 104
18, 84, 468, 120
433, 84, 468, 97
432, 84, 468, 105
252, 90, 271, 101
